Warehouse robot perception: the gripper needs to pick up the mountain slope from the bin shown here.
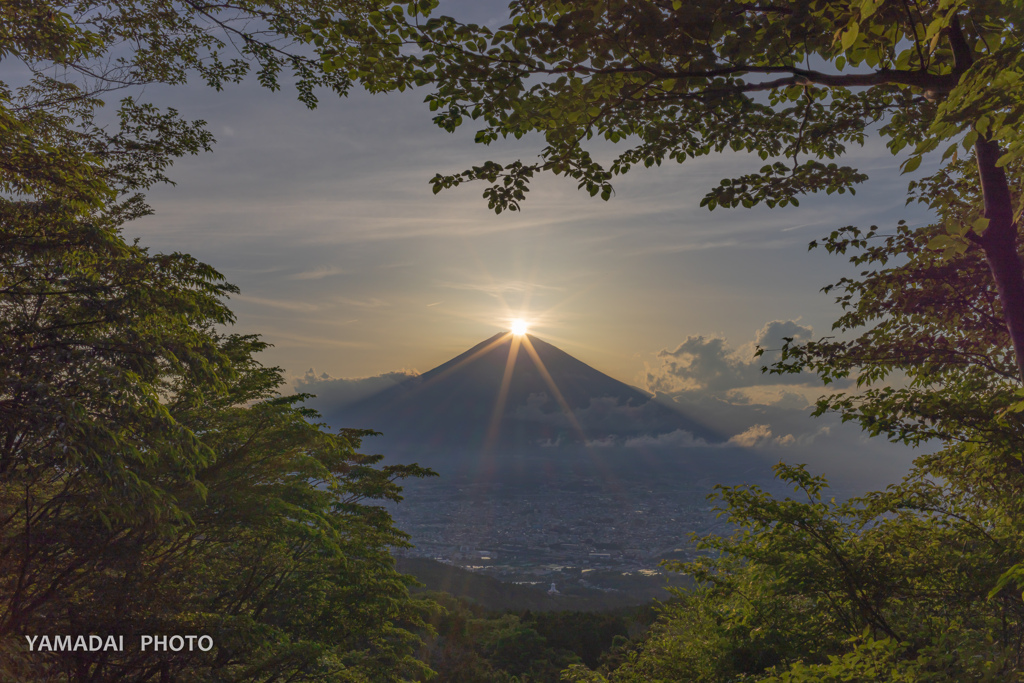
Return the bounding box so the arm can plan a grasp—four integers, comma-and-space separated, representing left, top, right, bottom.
316, 333, 717, 450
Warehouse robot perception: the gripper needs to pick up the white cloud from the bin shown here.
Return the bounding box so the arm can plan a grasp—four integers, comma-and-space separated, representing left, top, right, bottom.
334, 297, 390, 309
289, 265, 345, 280
440, 280, 567, 297
727, 424, 795, 448
623, 425, 795, 450
644, 319, 822, 400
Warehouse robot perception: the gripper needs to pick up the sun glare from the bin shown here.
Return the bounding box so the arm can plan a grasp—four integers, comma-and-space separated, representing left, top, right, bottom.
510, 319, 529, 336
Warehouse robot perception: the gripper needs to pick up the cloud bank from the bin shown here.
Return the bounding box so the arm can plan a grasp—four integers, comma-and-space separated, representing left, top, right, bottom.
296, 369, 418, 409
644, 319, 817, 399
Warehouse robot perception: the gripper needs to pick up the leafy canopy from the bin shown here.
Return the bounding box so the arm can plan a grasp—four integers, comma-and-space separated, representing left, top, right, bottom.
0, 195, 439, 682
3, 0, 409, 213
333, 0, 1024, 215
0, 2, 440, 680
308, 1, 1024, 376
564, 207, 1024, 680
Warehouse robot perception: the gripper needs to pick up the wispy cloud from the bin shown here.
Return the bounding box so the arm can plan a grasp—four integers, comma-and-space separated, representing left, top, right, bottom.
259, 331, 373, 349
440, 280, 567, 297
233, 294, 320, 312
624, 429, 708, 449
289, 266, 345, 280
334, 297, 390, 309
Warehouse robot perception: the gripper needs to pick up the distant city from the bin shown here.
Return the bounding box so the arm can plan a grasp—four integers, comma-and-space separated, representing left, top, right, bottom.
389, 477, 730, 588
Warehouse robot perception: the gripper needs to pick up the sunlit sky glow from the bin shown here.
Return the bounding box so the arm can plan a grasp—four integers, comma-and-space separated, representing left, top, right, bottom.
134, 82, 930, 388
112, 3, 935, 489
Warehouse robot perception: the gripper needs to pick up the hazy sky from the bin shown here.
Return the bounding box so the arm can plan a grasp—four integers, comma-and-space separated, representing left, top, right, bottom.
120, 10, 936, 488
134, 82, 926, 384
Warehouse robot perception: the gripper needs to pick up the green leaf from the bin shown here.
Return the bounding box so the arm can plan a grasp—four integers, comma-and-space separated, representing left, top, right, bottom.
902, 155, 922, 173
841, 24, 860, 51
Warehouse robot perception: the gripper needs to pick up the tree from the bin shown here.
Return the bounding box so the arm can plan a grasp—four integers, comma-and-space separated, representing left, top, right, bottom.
414, 594, 600, 682
1, 3, 439, 679
315, 0, 1024, 378
565, 462, 1024, 681
2, 0, 411, 215
0, 196, 437, 681
0, 0, 411, 581
559, 173, 1024, 679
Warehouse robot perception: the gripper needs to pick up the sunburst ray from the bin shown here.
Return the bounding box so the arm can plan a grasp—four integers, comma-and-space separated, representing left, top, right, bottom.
520, 335, 589, 444
483, 333, 522, 453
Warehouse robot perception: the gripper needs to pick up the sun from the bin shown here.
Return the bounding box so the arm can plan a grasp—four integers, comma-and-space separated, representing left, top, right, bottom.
510, 318, 529, 336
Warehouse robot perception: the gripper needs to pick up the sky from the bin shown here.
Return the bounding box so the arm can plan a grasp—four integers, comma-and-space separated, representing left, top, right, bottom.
120, 5, 937, 490
134, 84, 924, 382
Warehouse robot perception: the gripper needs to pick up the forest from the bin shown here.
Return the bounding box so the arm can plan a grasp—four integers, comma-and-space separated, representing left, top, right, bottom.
4, 0, 1024, 681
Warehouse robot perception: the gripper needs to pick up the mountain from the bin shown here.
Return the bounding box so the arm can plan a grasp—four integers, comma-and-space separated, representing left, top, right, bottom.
307, 333, 756, 482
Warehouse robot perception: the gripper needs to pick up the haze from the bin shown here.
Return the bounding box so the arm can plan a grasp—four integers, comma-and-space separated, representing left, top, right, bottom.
126, 24, 928, 490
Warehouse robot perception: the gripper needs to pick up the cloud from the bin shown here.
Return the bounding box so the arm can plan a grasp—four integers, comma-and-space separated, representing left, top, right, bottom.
624, 429, 707, 448
623, 425, 794, 450
643, 319, 821, 400
628, 321, 859, 463
440, 280, 567, 297
232, 294, 321, 312
289, 265, 345, 280
251, 329, 369, 350
334, 297, 390, 309
727, 424, 795, 448
296, 369, 418, 408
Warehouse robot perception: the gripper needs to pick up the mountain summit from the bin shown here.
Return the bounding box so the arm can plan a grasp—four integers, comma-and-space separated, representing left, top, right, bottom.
311, 333, 720, 474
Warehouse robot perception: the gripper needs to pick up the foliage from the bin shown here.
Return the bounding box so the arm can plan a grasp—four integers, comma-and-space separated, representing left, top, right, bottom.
416, 594, 577, 682
0, 198, 436, 681
3, 0, 410, 215
528, 611, 635, 669
562, 181, 1024, 680
333, 0, 1024, 213
299, 7, 1024, 674
414, 593, 646, 682
563, 455, 1024, 682
0, 2, 439, 680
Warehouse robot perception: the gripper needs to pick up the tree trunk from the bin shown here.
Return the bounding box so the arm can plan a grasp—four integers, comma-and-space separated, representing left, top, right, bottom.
975, 137, 1024, 383
947, 17, 1024, 382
